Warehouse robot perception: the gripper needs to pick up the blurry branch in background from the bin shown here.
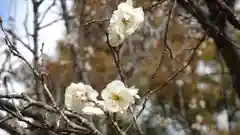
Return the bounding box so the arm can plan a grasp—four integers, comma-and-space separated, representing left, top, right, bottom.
82, 18, 110, 27
75, 0, 90, 84
0, 17, 36, 76
60, 0, 70, 33
136, 33, 207, 133
177, 0, 240, 98
61, 0, 80, 83
23, 0, 31, 47
39, 15, 74, 29
5, 29, 33, 53
151, 0, 175, 79
143, 0, 166, 11
38, 0, 56, 25
32, 0, 44, 102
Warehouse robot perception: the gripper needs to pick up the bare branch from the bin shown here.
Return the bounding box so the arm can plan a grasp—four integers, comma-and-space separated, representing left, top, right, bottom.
151, 0, 175, 79
82, 18, 110, 27
38, 0, 56, 25
5, 29, 33, 53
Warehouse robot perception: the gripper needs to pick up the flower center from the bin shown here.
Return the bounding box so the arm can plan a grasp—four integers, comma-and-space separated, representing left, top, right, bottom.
122, 18, 130, 25
75, 91, 87, 101
121, 14, 131, 26
111, 93, 121, 101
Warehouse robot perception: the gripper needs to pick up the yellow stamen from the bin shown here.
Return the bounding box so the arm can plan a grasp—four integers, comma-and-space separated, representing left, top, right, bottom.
122, 18, 130, 25
112, 93, 121, 101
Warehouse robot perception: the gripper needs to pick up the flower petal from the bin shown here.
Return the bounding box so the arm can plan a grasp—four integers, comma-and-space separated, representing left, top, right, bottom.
106, 80, 125, 89
101, 87, 113, 101
82, 106, 104, 116
104, 100, 121, 112
108, 0, 144, 47
108, 33, 125, 47
126, 0, 133, 6
85, 85, 99, 101
65, 83, 80, 110
118, 2, 133, 11
101, 80, 140, 113
118, 89, 132, 108
64, 82, 100, 113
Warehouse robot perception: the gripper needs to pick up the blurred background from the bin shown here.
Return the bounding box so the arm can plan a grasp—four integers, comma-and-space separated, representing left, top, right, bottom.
1, 0, 240, 135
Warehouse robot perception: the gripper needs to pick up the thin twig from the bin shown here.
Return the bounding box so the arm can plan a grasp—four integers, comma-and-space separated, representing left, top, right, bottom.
137, 34, 207, 120
105, 33, 125, 82
38, 0, 56, 25
151, 0, 175, 79
124, 107, 143, 135
144, 0, 167, 11
82, 18, 110, 27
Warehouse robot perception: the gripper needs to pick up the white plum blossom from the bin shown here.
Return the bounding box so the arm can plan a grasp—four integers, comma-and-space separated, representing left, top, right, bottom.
129, 86, 140, 100
84, 46, 95, 57
65, 80, 140, 114
191, 123, 209, 133
82, 106, 104, 115
199, 99, 206, 109
64, 82, 99, 113
101, 80, 139, 112
156, 116, 171, 127
200, 125, 209, 133
86, 46, 95, 56
108, 26, 125, 47
196, 114, 203, 124
191, 123, 201, 131
84, 62, 92, 71
192, 114, 209, 133
197, 50, 203, 56
108, 0, 144, 47
114, 0, 144, 35
216, 109, 229, 132
176, 79, 184, 87
188, 97, 198, 109
81, 102, 104, 116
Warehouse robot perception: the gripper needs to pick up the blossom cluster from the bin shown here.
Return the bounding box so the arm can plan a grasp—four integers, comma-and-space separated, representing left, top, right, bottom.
191, 114, 209, 133
188, 97, 206, 109
108, 0, 144, 47
64, 80, 140, 115
65, 0, 143, 116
